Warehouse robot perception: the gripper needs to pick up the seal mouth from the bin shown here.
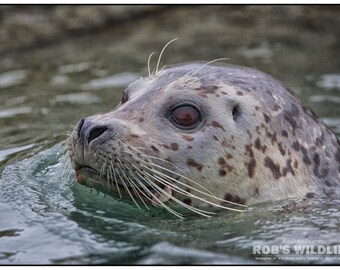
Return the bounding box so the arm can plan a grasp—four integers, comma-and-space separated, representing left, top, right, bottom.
73, 165, 173, 205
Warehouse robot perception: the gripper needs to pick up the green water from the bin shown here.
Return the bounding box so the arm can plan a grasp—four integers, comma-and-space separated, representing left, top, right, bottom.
0, 6, 340, 265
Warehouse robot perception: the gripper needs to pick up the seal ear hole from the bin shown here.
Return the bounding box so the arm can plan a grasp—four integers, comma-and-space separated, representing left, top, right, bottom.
232, 105, 240, 121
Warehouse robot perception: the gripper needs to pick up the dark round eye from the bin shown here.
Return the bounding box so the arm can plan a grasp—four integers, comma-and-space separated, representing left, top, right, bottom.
170, 105, 201, 129
121, 92, 128, 104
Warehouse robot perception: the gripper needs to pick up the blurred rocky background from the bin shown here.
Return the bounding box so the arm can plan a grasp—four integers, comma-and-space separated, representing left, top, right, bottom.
0, 5, 339, 55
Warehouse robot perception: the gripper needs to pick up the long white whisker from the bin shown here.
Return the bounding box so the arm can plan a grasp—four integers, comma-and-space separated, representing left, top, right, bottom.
134, 168, 184, 218
141, 167, 244, 212
155, 38, 179, 75
133, 155, 246, 208
124, 144, 216, 197
147, 52, 155, 77
118, 160, 150, 209
184, 58, 229, 82
115, 157, 141, 210
140, 169, 213, 217
137, 153, 216, 197
109, 160, 122, 199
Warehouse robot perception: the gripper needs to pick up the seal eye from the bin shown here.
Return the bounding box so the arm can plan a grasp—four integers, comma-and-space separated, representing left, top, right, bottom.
170, 105, 201, 129
121, 92, 128, 104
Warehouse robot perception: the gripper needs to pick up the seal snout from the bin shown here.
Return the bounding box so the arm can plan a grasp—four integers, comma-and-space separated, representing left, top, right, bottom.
77, 117, 110, 145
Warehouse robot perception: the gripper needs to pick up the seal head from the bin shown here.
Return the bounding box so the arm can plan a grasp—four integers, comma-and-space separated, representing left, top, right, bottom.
68, 63, 340, 216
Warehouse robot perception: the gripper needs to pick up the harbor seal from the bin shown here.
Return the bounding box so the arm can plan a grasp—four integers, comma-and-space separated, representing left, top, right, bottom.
68, 62, 340, 217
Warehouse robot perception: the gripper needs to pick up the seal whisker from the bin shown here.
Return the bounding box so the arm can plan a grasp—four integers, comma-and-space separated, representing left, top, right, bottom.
133, 155, 246, 208
105, 161, 113, 193
114, 156, 142, 210
147, 52, 155, 77
136, 153, 216, 197
139, 172, 215, 217
116, 157, 150, 209
155, 38, 179, 75
159, 65, 168, 73
125, 144, 216, 197
142, 166, 245, 213
100, 159, 107, 184
132, 166, 184, 218
184, 72, 221, 87
184, 58, 229, 82
108, 160, 122, 198
140, 169, 215, 217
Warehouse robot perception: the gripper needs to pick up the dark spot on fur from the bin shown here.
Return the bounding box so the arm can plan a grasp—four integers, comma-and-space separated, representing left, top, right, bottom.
263, 113, 270, 123
163, 144, 169, 149
300, 145, 311, 165
294, 160, 299, 169
335, 149, 340, 164
292, 141, 300, 151
284, 103, 299, 132
305, 192, 317, 199
219, 169, 227, 176
254, 187, 260, 196
187, 158, 204, 171
278, 142, 286, 156
151, 145, 159, 153
264, 156, 281, 179
246, 130, 253, 140
254, 138, 266, 153
282, 159, 295, 177
218, 157, 226, 165
313, 153, 329, 178
197, 85, 219, 94
274, 104, 281, 111
218, 157, 234, 174
165, 157, 173, 164
139, 117, 144, 123
226, 153, 233, 159
324, 180, 334, 187
182, 135, 194, 141
248, 159, 256, 178
170, 143, 179, 151
187, 145, 193, 149
221, 139, 233, 148
255, 106, 260, 111
281, 130, 289, 138
182, 198, 192, 206
256, 126, 261, 134
198, 93, 209, 99
211, 121, 225, 131
271, 132, 277, 145
245, 144, 254, 158
131, 134, 139, 138
213, 135, 219, 141
223, 193, 246, 205
323, 188, 335, 197
236, 91, 244, 96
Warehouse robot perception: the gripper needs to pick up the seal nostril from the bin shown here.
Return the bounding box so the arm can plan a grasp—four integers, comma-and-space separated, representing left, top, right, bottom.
88, 126, 108, 144
77, 118, 85, 138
